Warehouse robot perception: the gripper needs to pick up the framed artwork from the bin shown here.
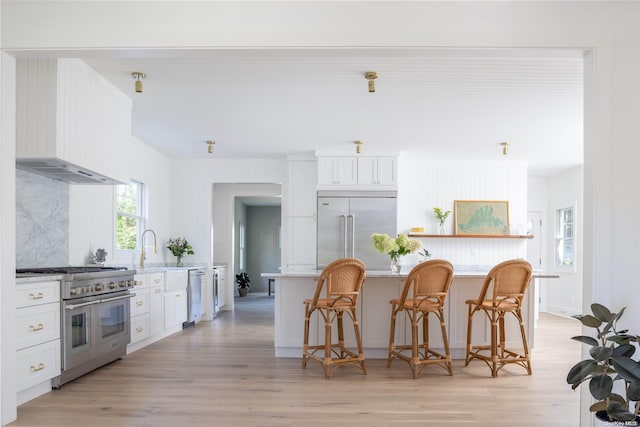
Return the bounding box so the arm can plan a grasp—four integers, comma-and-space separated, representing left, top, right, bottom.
454, 200, 509, 235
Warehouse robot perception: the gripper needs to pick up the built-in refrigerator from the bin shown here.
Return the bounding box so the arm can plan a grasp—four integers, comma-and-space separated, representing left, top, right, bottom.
317, 191, 397, 270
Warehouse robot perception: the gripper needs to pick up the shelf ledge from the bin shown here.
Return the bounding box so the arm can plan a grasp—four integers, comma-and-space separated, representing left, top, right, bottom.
408, 233, 533, 239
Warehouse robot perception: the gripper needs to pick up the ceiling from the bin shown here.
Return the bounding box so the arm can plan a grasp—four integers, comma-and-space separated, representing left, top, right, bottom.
68, 47, 582, 177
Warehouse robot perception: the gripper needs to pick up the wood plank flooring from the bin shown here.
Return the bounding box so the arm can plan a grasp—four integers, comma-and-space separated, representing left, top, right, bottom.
10, 293, 581, 427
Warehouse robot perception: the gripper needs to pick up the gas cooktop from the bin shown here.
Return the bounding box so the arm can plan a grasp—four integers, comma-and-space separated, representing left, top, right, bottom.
17, 266, 129, 275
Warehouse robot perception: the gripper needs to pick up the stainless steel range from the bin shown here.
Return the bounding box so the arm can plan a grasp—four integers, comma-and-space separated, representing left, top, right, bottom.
17, 266, 135, 388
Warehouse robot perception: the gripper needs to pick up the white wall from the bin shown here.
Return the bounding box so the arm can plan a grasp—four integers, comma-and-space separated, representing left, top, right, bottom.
397, 156, 528, 266
542, 166, 584, 317
0, 50, 17, 425
69, 135, 172, 268
171, 159, 285, 269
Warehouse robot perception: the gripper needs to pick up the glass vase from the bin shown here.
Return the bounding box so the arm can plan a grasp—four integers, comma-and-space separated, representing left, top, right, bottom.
176, 256, 183, 267
390, 257, 402, 274
438, 222, 446, 235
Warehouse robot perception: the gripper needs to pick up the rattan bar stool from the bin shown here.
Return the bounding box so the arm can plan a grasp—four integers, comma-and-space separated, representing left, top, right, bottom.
387, 259, 455, 378
465, 259, 533, 377
302, 258, 367, 379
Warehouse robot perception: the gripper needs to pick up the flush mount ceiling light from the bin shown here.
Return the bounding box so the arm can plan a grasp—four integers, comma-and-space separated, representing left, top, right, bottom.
206, 140, 215, 154
364, 71, 377, 93
131, 72, 146, 93
500, 142, 510, 155
354, 140, 363, 154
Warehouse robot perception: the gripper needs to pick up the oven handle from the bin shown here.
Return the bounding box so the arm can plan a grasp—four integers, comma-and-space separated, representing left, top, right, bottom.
65, 300, 100, 310
64, 293, 136, 310
101, 293, 136, 303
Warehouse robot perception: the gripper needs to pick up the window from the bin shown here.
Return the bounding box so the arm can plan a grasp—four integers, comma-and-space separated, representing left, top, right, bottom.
116, 181, 145, 250
556, 206, 575, 269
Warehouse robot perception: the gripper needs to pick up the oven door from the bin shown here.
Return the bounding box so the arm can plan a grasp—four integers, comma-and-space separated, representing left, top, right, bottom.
93, 292, 132, 357
62, 296, 99, 370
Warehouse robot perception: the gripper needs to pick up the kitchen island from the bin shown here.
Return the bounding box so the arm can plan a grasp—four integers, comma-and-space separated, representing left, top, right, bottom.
263, 267, 557, 359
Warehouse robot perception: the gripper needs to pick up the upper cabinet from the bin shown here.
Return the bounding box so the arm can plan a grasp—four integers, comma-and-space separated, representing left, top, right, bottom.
317, 154, 397, 189
16, 59, 132, 184
317, 156, 357, 186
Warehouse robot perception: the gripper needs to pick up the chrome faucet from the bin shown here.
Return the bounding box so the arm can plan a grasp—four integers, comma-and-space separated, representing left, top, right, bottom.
140, 229, 157, 269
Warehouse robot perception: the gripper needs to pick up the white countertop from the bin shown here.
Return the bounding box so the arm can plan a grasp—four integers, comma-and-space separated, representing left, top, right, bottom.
262, 268, 558, 280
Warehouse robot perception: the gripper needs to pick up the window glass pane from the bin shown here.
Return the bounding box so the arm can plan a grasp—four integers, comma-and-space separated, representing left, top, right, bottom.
116, 181, 144, 250
556, 207, 575, 268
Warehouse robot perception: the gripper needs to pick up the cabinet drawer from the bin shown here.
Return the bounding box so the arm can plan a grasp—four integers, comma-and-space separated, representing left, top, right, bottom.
16, 281, 60, 308
16, 303, 60, 350
149, 273, 164, 288
130, 314, 150, 344
16, 339, 61, 392
133, 274, 149, 289
130, 287, 150, 317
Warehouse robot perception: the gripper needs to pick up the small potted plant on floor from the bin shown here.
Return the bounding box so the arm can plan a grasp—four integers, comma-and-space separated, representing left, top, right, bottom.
567, 303, 640, 425
235, 272, 251, 297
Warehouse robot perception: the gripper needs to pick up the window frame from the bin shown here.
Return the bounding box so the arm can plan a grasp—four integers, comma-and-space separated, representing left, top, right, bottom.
115, 180, 146, 254
555, 204, 576, 273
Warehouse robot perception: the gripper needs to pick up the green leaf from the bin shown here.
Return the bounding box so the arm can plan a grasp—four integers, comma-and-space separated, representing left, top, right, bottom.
581, 314, 603, 328
592, 303, 613, 322
571, 335, 599, 346
612, 357, 640, 383
613, 343, 636, 358
590, 345, 613, 362
567, 360, 598, 384
627, 381, 640, 401
608, 401, 637, 422
590, 400, 608, 412
589, 374, 613, 400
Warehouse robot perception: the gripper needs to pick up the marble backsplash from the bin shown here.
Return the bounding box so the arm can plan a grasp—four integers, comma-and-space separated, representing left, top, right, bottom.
16, 169, 69, 268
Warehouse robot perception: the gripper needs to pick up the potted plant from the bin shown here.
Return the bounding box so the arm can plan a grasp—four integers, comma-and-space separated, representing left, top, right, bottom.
371, 233, 421, 273
567, 303, 640, 424
166, 237, 194, 267
235, 272, 251, 297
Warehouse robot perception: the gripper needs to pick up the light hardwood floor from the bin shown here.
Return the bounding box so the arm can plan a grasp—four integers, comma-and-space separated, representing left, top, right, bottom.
11, 293, 581, 427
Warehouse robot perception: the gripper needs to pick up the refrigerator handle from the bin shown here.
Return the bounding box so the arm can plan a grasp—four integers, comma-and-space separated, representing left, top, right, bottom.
350, 214, 356, 257
342, 215, 348, 257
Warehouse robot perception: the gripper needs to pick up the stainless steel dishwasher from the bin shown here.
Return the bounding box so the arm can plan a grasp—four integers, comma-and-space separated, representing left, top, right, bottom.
183, 268, 204, 328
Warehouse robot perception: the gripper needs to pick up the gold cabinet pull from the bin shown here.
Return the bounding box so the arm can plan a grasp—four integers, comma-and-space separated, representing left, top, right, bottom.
135, 280, 144, 287
29, 292, 44, 300
29, 323, 44, 332
136, 326, 144, 333
30, 363, 45, 372
135, 301, 144, 307
154, 288, 161, 294
154, 278, 161, 283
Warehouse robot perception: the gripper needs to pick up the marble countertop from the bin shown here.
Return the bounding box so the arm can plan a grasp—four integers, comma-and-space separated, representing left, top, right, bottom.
262, 268, 558, 280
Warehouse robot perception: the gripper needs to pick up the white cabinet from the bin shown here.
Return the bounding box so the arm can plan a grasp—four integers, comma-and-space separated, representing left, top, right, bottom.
357, 156, 397, 186
149, 283, 164, 336
164, 289, 187, 330
317, 155, 397, 188
317, 157, 357, 186
16, 58, 132, 184
215, 266, 228, 310
128, 272, 165, 352
284, 159, 317, 270
15, 280, 61, 404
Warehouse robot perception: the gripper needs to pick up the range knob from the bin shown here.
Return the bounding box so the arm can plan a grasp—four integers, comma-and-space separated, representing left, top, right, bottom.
119, 281, 127, 288
94, 283, 104, 292
109, 281, 117, 290
70, 288, 78, 296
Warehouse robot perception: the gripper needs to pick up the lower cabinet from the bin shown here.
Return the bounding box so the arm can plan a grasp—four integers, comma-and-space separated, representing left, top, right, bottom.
127, 272, 166, 354
164, 289, 187, 330
15, 279, 61, 405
